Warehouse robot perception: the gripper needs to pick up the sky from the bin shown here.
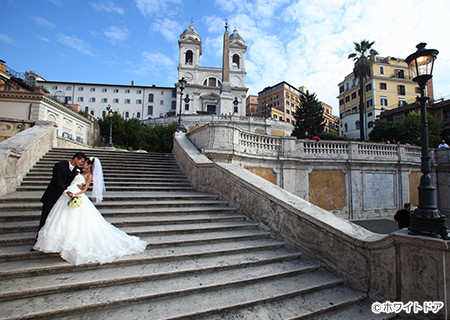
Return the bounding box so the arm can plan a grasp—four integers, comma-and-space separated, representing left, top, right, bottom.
1, 0, 450, 116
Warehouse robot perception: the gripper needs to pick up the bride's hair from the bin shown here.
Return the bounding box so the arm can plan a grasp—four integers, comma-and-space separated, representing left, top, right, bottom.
87, 157, 105, 203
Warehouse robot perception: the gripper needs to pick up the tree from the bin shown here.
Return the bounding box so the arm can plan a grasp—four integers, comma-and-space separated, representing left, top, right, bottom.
348, 40, 378, 140
292, 90, 324, 138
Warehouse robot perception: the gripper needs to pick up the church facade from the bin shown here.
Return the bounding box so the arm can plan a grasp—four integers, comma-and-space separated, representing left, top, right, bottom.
177, 23, 248, 116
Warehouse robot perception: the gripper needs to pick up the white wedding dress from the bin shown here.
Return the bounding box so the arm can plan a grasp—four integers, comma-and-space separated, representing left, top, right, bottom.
33, 174, 148, 265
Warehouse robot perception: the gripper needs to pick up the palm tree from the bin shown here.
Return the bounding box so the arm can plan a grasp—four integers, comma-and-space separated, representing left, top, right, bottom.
348, 40, 378, 140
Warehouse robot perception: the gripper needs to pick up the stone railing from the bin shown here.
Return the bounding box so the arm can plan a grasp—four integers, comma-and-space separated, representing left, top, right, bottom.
173, 132, 450, 319
188, 123, 422, 164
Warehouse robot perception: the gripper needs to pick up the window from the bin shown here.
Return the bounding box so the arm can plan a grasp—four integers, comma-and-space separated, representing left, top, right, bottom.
78, 97, 84, 102
396, 69, 405, 78
52, 86, 58, 90
78, 87, 84, 91
366, 83, 372, 91
381, 97, 388, 106
368, 112, 373, 117
351, 92, 357, 100
171, 101, 176, 110
125, 89, 130, 93
232, 54, 240, 68
148, 94, 154, 102
368, 121, 374, 128
125, 99, 130, 104
102, 88, 107, 93
160, 100, 164, 105
136, 112, 141, 118
356, 120, 360, 130
380, 83, 387, 90
102, 111, 106, 117
367, 99, 373, 108
125, 112, 129, 118
352, 106, 357, 113
172, 90, 176, 98
89, 98, 96, 102
345, 96, 350, 102
160, 91, 164, 95
66, 97, 72, 102
114, 89, 119, 93
340, 86, 344, 93
66, 86, 71, 91
84, 106, 89, 114
185, 104, 189, 111
345, 123, 348, 132
208, 78, 216, 87
148, 106, 153, 115
90, 88, 95, 92
380, 66, 384, 74
398, 85, 406, 95
136, 99, 142, 104
101, 98, 107, 103
339, 99, 344, 106
136, 90, 142, 94
415, 87, 421, 94
90, 110, 94, 115
113, 98, 119, 103
399, 99, 407, 106
185, 50, 193, 64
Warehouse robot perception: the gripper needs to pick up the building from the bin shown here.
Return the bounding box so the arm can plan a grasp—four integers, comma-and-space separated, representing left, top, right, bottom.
378, 98, 450, 141
257, 81, 305, 124
177, 23, 248, 116
36, 78, 177, 121
245, 95, 258, 115
0, 60, 96, 144
322, 102, 339, 133
337, 55, 431, 139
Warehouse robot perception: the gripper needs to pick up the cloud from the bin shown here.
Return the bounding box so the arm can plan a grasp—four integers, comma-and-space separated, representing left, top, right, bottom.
135, 0, 180, 17
57, 34, 94, 56
39, 36, 51, 42
152, 18, 183, 41
103, 26, 129, 44
0, 33, 16, 45
134, 51, 177, 84
91, 2, 124, 14
31, 16, 56, 28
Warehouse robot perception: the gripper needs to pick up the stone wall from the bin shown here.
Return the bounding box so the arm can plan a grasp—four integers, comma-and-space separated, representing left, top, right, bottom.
173, 131, 450, 319
0, 122, 91, 196
185, 123, 443, 220
0, 118, 34, 142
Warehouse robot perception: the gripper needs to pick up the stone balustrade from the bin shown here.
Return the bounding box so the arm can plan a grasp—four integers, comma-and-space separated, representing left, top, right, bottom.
187, 123, 448, 219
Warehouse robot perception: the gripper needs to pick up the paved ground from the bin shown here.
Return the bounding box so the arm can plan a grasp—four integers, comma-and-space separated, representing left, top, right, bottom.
353, 214, 450, 235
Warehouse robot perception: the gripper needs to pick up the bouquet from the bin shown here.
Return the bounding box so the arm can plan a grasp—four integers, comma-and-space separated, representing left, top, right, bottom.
68, 195, 83, 208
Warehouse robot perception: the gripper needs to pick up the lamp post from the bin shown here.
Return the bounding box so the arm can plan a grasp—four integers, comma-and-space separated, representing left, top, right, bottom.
106, 105, 114, 147
405, 43, 448, 239
176, 77, 187, 132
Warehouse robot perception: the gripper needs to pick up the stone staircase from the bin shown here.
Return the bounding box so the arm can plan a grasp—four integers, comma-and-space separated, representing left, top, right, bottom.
0, 148, 392, 320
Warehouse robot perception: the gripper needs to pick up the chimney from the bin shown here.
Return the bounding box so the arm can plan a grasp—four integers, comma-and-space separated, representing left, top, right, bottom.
131, 81, 134, 86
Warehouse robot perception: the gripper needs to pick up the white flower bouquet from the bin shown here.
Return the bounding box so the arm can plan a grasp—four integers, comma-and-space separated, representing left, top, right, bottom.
68, 196, 83, 208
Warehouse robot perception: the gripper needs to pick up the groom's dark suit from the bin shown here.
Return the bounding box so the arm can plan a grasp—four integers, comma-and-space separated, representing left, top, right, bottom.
38, 160, 78, 231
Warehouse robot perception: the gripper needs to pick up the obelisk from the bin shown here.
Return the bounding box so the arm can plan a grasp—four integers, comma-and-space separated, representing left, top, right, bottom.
218, 21, 233, 115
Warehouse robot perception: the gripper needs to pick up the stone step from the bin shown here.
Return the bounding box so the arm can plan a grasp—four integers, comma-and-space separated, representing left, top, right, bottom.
0, 207, 237, 224
0, 235, 281, 264
0, 248, 304, 302
19, 180, 192, 188
0, 262, 336, 320
21, 176, 189, 183
0, 221, 261, 246
0, 191, 219, 203
16, 185, 195, 192
0, 212, 245, 233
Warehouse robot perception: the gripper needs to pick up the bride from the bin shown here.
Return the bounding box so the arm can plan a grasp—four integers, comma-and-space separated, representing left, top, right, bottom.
33, 157, 148, 265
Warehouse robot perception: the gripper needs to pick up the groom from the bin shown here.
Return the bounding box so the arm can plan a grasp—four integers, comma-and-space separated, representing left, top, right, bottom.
36, 151, 87, 234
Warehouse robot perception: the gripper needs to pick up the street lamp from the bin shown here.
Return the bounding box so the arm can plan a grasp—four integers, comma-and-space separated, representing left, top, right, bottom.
405, 43, 448, 239
106, 105, 114, 147
176, 77, 187, 132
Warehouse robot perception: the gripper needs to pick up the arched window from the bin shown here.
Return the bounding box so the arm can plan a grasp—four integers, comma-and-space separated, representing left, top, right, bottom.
232, 54, 240, 68
125, 111, 129, 118
136, 112, 141, 119
185, 50, 193, 65
90, 110, 95, 116
148, 94, 154, 102
102, 111, 106, 117
355, 120, 360, 130
148, 106, 153, 115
